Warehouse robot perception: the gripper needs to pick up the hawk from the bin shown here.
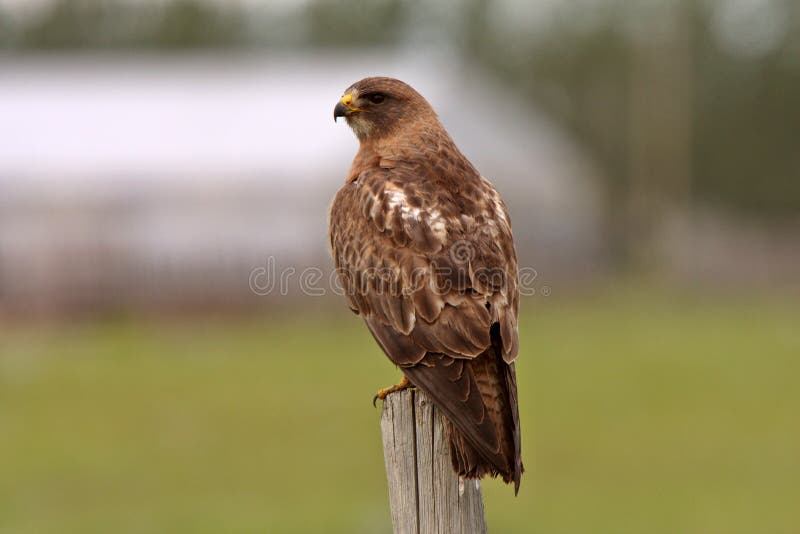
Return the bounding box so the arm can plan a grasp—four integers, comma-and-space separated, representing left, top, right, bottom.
329, 77, 523, 493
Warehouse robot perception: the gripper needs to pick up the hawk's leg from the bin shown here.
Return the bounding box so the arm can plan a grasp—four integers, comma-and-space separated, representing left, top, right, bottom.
373, 376, 413, 407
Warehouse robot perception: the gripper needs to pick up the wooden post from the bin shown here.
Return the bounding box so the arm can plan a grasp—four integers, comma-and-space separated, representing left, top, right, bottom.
380, 389, 488, 534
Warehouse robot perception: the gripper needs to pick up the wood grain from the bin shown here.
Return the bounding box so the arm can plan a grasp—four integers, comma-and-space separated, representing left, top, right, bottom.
381, 389, 487, 534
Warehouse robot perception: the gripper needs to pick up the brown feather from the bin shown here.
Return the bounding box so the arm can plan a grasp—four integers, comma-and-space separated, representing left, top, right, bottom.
329, 77, 523, 492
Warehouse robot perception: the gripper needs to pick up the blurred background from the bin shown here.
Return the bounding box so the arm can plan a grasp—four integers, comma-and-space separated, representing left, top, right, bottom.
0, 0, 798, 532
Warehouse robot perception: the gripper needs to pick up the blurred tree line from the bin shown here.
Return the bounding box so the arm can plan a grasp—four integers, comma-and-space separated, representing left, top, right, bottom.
1, 0, 797, 263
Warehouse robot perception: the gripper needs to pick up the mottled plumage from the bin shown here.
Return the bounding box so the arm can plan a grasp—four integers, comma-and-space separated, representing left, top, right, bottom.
329, 77, 523, 492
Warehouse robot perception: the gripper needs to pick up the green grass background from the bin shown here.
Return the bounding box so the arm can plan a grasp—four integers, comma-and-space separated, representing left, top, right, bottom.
1, 288, 798, 533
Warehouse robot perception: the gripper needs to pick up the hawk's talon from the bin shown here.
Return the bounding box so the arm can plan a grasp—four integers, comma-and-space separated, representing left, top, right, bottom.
373, 376, 412, 407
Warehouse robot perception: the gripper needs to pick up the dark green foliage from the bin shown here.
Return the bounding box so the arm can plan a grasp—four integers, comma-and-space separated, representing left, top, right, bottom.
305, 0, 407, 47
463, 1, 800, 219
18, 0, 243, 50
694, 31, 800, 215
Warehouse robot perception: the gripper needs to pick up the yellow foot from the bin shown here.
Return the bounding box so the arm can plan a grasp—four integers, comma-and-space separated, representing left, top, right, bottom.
373, 376, 413, 407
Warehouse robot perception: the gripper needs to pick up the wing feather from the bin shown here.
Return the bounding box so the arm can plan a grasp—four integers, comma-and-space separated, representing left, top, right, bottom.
330, 160, 521, 488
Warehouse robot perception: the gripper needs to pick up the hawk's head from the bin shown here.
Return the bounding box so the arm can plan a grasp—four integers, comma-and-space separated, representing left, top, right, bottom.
334, 77, 436, 140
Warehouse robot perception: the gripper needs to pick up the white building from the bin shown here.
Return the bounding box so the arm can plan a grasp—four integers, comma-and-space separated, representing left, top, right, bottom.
0, 51, 602, 314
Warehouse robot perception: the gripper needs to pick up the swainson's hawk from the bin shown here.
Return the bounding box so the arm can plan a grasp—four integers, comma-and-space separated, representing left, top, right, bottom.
329, 77, 523, 493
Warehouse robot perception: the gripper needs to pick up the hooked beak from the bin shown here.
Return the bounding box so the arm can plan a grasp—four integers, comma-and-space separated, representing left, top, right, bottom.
333, 100, 350, 122
333, 92, 366, 122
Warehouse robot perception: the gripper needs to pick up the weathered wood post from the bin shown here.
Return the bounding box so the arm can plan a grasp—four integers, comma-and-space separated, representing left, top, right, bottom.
380, 389, 488, 534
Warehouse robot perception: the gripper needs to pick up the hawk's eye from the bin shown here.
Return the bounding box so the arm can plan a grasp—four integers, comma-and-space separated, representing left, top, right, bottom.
367, 93, 386, 105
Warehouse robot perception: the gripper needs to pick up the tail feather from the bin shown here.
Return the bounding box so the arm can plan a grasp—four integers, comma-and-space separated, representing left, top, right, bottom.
444, 418, 511, 481
401, 337, 523, 493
